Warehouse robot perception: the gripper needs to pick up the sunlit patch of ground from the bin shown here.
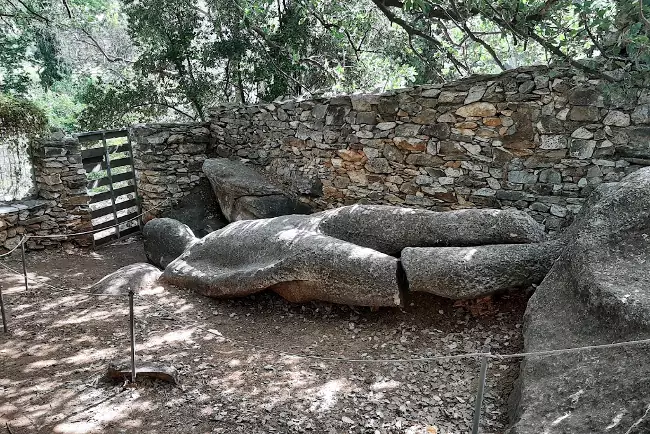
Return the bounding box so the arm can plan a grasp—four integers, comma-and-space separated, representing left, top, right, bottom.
1, 236, 527, 433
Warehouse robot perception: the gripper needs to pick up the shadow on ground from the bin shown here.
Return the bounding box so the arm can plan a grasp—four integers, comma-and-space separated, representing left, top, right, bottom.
0, 237, 527, 433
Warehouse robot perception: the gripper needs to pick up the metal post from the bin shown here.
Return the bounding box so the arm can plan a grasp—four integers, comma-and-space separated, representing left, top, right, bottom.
0, 283, 7, 333
472, 356, 489, 434
20, 240, 28, 293
129, 289, 136, 383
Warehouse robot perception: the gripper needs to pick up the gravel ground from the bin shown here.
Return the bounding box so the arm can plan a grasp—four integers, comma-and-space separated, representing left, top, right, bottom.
0, 237, 527, 433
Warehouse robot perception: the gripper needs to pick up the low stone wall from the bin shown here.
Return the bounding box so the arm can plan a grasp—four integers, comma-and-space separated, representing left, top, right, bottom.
207, 65, 649, 231
130, 123, 212, 217
0, 134, 92, 252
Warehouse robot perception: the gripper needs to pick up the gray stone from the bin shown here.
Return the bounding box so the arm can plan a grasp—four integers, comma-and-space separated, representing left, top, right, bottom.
203, 158, 311, 222
539, 135, 567, 150
383, 145, 405, 162
365, 158, 393, 173
421, 123, 451, 139
376, 121, 397, 131
464, 85, 487, 104
163, 214, 402, 306
518, 81, 535, 94
89, 263, 162, 295
569, 106, 601, 122
631, 104, 650, 124
570, 127, 593, 139
143, 218, 198, 269
569, 139, 596, 159
394, 124, 421, 137
568, 87, 600, 106
538, 169, 562, 184
316, 205, 546, 256
508, 171, 538, 184
509, 167, 650, 433
402, 241, 563, 299
618, 127, 650, 158
603, 110, 630, 127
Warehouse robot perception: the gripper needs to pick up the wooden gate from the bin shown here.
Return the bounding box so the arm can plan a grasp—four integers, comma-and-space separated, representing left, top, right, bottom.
79, 129, 141, 246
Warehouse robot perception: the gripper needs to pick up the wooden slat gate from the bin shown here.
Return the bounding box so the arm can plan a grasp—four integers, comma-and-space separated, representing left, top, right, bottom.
78, 129, 142, 246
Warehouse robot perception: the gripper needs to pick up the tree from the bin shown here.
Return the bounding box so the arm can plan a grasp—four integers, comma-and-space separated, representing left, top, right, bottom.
366, 0, 649, 80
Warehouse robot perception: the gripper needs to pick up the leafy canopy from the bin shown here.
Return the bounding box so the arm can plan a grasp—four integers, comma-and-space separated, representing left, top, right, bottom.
0, 0, 647, 130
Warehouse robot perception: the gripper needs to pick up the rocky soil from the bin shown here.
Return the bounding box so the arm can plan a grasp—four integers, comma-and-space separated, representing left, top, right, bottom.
1, 237, 527, 433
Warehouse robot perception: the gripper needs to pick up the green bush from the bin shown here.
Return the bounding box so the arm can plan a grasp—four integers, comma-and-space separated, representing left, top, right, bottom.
0, 94, 48, 137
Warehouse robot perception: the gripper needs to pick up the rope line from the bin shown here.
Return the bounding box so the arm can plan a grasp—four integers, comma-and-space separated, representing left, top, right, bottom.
25, 198, 171, 239
3, 215, 650, 363
3, 255, 650, 363
0, 235, 27, 258
3, 256, 650, 363
491, 337, 650, 360
0, 260, 131, 298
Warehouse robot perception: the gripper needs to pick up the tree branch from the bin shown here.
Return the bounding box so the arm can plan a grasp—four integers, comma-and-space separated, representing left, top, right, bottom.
482, 1, 617, 82
11, 0, 48, 22
370, 0, 468, 73
61, 0, 72, 18
449, 0, 505, 70
79, 28, 131, 63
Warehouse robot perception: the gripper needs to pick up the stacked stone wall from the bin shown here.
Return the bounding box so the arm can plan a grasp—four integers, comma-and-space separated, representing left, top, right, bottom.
130, 123, 212, 217
206, 65, 649, 231
0, 134, 92, 252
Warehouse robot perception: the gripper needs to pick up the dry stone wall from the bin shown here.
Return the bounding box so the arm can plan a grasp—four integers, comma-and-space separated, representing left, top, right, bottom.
0, 134, 92, 252
207, 65, 649, 231
130, 123, 211, 218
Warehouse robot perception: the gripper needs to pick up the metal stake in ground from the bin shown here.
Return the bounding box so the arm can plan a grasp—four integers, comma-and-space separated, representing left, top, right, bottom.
129, 289, 136, 383
471, 355, 489, 434
20, 240, 28, 293
0, 283, 7, 333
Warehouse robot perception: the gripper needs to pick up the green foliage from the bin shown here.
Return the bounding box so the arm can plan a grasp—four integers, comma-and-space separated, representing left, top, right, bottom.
32, 79, 86, 131
0, 94, 48, 137
0, 32, 32, 95
0, 0, 647, 130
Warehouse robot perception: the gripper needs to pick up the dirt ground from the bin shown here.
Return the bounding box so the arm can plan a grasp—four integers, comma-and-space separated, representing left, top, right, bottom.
0, 237, 528, 434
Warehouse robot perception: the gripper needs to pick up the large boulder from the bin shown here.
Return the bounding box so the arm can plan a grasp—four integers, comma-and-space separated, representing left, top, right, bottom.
161, 178, 228, 237
317, 205, 547, 255
162, 215, 402, 307
203, 158, 311, 222
89, 263, 162, 295
143, 218, 198, 269
508, 167, 650, 433
402, 240, 564, 299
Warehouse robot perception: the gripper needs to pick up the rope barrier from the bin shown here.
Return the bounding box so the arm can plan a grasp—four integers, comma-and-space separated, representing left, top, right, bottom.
0, 235, 27, 258
4, 252, 650, 363
26, 198, 171, 239
0, 260, 131, 298
4, 250, 650, 363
